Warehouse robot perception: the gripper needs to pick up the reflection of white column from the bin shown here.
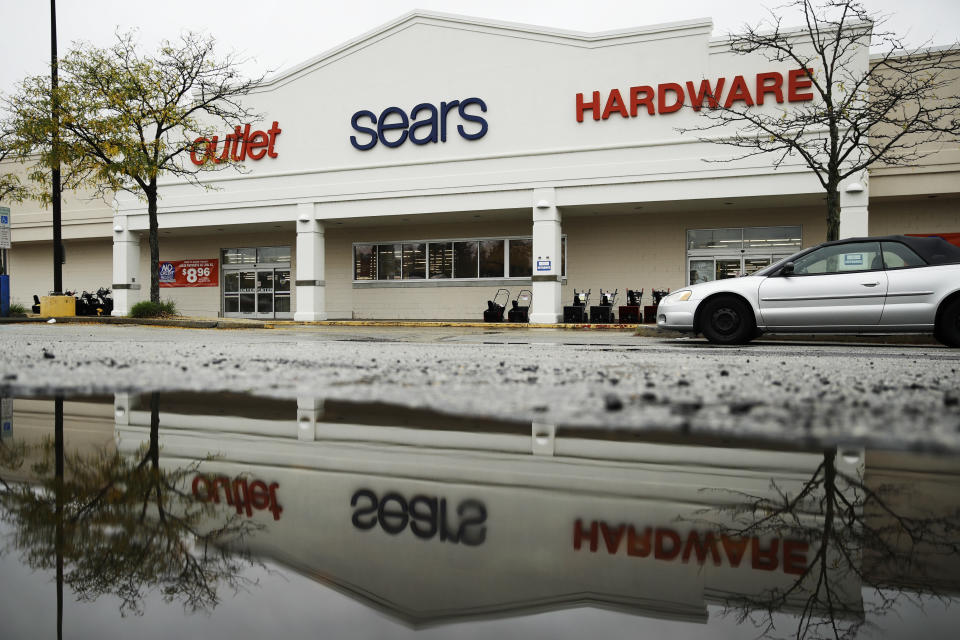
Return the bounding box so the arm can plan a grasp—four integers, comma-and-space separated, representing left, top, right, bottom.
531, 422, 556, 456
839, 176, 869, 238
112, 217, 141, 316
529, 188, 562, 324
297, 396, 323, 441
294, 204, 327, 322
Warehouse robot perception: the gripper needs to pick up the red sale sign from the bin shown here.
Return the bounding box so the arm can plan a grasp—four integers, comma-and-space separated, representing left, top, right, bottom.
158, 259, 219, 287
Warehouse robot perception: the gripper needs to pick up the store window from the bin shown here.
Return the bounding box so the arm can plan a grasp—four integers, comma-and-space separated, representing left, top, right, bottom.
686, 226, 801, 285
353, 236, 566, 282
429, 243, 453, 279
402, 243, 426, 279
509, 239, 533, 277
453, 241, 479, 278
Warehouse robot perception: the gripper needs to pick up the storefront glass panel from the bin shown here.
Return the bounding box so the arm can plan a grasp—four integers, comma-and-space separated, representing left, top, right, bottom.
689, 259, 715, 284
224, 272, 239, 293
257, 246, 291, 264
743, 257, 772, 275
743, 226, 802, 250
428, 243, 453, 279
223, 248, 256, 265
377, 244, 402, 280
454, 241, 479, 278
687, 228, 742, 250
716, 259, 742, 280
402, 243, 426, 279
509, 239, 532, 277
354, 245, 377, 281
478, 240, 504, 278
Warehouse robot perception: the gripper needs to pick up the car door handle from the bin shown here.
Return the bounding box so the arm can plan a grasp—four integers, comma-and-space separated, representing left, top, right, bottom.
861, 282, 879, 287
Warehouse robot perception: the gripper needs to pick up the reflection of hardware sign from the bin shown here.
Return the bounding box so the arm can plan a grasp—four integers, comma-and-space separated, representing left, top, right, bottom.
350, 489, 487, 546
576, 69, 814, 122
350, 98, 488, 150
573, 519, 808, 575
192, 474, 283, 521
158, 262, 176, 283
536, 260, 551, 272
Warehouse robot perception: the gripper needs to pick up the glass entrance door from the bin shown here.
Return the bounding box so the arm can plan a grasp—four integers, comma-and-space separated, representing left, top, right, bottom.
223, 268, 292, 319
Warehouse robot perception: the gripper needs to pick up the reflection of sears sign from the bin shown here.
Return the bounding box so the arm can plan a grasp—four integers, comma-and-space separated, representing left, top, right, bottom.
350, 98, 488, 150
158, 262, 177, 283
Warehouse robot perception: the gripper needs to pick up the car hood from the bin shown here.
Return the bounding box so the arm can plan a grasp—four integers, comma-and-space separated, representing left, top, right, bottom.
684, 275, 764, 299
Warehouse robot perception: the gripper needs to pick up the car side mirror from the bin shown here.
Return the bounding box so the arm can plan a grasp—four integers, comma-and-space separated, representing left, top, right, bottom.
781, 262, 795, 276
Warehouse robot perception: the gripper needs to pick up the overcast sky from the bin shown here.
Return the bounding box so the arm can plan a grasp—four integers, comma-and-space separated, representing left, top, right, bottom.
2, 0, 959, 96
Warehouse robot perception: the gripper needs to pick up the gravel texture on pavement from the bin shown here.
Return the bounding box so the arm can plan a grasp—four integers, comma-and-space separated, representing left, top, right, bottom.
1, 324, 958, 452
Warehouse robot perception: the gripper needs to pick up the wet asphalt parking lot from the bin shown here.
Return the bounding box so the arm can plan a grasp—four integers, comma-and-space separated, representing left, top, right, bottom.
1, 323, 958, 451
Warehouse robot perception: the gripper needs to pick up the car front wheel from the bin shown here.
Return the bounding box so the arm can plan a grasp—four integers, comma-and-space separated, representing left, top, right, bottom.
935, 298, 960, 348
699, 296, 756, 345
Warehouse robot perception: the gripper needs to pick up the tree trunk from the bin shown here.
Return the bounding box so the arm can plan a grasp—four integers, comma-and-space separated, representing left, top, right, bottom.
147, 186, 159, 303
825, 181, 841, 242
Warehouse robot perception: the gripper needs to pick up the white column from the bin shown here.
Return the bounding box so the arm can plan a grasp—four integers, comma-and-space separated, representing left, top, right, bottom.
294, 203, 327, 322
529, 188, 562, 324
111, 216, 141, 316
838, 175, 869, 238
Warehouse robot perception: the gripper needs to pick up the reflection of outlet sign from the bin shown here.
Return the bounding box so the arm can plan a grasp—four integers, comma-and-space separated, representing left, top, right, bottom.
192, 474, 283, 520
351, 489, 487, 546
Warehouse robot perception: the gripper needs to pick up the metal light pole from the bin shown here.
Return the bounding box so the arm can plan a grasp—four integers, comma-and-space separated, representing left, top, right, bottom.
50, 0, 62, 294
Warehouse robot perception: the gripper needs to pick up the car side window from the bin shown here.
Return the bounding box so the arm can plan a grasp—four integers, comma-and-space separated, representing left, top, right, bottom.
791, 242, 883, 275
881, 242, 926, 269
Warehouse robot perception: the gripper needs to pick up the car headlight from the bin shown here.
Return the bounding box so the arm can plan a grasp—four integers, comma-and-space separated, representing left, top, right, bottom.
661, 290, 692, 304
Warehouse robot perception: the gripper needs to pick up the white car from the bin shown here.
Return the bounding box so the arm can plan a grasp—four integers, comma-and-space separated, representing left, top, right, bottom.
656, 235, 960, 346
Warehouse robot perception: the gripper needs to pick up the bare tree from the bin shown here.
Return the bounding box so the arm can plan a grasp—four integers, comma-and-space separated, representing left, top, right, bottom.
694, 448, 960, 640
680, 0, 960, 241
4, 31, 264, 303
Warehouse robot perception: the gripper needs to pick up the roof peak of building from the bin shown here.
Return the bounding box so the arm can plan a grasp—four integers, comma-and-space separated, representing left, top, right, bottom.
260, 10, 715, 89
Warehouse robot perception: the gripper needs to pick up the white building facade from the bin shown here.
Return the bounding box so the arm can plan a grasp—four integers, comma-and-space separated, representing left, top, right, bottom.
6, 12, 959, 320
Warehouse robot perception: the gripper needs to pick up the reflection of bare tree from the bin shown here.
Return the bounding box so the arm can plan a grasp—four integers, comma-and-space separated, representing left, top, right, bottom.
700, 448, 960, 640
0, 394, 261, 624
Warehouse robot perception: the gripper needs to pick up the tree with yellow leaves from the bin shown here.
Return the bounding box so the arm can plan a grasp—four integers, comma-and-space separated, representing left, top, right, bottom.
3, 31, 263, 302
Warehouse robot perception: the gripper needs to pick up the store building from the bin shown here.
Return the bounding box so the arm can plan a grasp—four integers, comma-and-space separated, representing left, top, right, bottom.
4, 12, 958, 320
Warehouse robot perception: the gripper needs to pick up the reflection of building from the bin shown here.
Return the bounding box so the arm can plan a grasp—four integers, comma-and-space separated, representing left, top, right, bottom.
6, 394, 960, 628
3, 13, 958, 319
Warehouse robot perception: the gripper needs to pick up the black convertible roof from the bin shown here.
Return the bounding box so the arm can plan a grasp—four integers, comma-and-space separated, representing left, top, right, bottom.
821, 235, 960, 265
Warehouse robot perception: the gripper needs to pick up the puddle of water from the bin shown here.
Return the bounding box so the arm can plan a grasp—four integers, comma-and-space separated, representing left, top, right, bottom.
2, 391, 959, 639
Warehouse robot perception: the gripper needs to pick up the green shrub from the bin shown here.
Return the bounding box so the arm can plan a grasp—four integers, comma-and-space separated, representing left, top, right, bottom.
129, 300, 179, 318
7, 302, 28, 316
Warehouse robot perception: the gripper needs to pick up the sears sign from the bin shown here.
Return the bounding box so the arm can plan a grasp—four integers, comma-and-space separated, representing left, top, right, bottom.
350, 97, 488, 150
